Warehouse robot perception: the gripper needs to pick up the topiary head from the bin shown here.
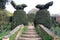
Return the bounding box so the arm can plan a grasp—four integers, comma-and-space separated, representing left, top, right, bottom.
21, 4, 27, 8
16, 4, 27, 10
21, 4, 27, 9
11, 1, 27, 10
36, 4, 45, 10
36, 1, 53, 10
15, 5, 23, 10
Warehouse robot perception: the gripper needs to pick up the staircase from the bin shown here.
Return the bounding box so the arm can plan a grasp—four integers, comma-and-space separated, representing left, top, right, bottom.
17, 24, 42, 40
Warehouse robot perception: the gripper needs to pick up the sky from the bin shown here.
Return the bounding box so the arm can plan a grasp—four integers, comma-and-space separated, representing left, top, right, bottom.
6, 0, 60, 15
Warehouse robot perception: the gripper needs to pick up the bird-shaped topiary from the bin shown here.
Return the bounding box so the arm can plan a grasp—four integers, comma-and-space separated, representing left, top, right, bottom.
11, 1, 28, 30
36, 1, 53, 10
34, 1, 53, 29
11, 1, 27, 10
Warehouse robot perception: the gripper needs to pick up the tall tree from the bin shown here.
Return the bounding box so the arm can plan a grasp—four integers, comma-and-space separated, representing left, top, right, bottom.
0, 0, 9, 9
27, 13, 35, 22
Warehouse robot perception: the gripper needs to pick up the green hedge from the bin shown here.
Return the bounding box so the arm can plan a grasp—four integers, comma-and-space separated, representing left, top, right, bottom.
34, 10, 52, 29
11, 10, 28, 30
35, 26, 53, 40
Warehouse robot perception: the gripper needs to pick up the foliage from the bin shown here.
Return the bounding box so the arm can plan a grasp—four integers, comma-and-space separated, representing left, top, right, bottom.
9, 16, 13, 22
0, 23, 11, 40
0, 23, 11, 32
0, 10, 8, 24
51, 16, 57, 27
34, 10, 52, 29
10, 28, 20, 40
51, 25, 60, 37
27, 13, 35, 22
6, 11, 13, 23
22, 26, 27, 35
0, 9, 12, 39
0, 9, 11, 33
10, 26, 27, 40
11, 10, 28, 30
6, 11, 13, 17
0, 0, 9, 9
51, 16, 56, 23
0, 10, 13, 25
35, 26, 52, 40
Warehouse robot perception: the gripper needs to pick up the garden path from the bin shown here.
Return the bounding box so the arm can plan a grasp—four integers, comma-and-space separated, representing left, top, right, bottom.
17, 24, 42, 40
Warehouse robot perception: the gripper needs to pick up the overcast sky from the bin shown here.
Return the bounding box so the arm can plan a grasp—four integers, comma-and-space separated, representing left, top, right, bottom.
6, 0, 60, 15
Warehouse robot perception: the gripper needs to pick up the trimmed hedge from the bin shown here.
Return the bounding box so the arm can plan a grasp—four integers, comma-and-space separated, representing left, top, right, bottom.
11, 10, 28, 30
34, 9, 52, 29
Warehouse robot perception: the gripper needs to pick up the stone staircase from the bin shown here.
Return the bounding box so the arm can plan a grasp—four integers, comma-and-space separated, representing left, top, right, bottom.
17, 25, 42, 40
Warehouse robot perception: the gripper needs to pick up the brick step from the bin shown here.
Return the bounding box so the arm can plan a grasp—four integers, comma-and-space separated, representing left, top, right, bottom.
23, 32, 38, 35
18, 37, 42, 40
26, 30, 35, 32
22, 32, 37, 35
17, 25, 42, 40
23, 32, 37, 35
24, 32, 37, 34
26, 31, 36, 33
27, 28, 35, 30
22, 33, 38, 35
21, 35, 39, 38
26, 29, 35, 30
